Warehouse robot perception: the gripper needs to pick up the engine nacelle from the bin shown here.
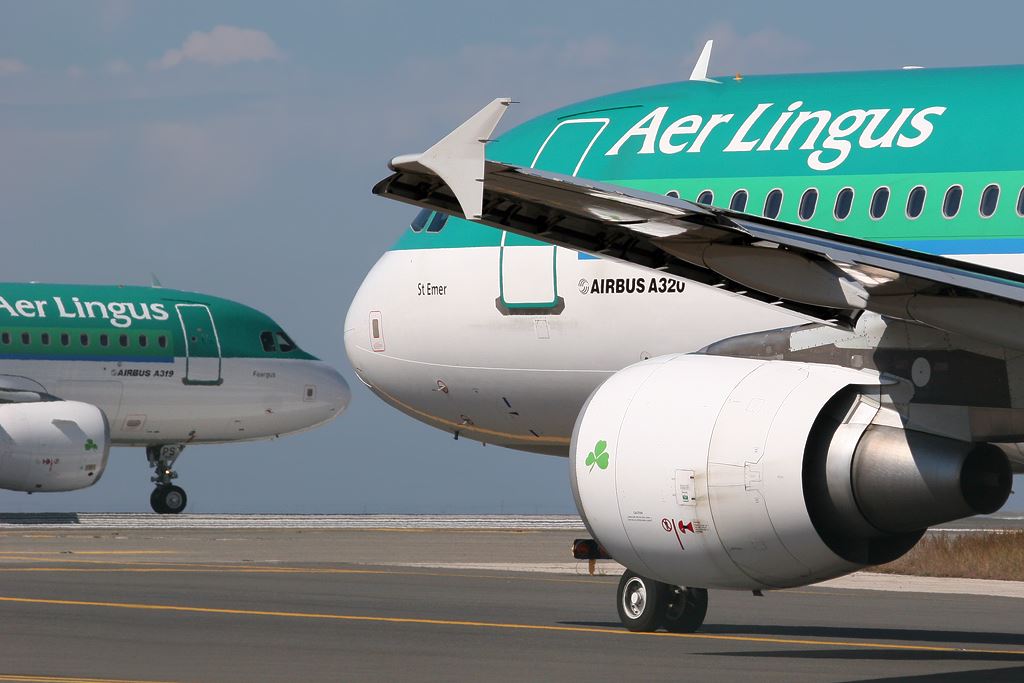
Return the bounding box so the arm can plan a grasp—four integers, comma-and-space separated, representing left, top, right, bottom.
570, 355, 1011, 591
0, 401, 111, 492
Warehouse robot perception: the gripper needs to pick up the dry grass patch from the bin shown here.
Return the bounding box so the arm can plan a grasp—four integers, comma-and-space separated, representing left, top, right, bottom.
874, 531, 1024, 581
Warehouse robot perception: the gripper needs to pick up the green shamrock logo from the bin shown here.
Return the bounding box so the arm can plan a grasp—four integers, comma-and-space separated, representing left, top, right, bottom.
84, 439, 98, 452
585, 440, 610, 472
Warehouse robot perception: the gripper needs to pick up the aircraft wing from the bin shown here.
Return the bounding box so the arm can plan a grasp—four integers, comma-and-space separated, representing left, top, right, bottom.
373, 99, 1024, 350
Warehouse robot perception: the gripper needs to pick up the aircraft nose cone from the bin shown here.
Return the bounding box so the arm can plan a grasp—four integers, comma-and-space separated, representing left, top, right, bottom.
321, 362, 352, 417
343, 265, 376, 384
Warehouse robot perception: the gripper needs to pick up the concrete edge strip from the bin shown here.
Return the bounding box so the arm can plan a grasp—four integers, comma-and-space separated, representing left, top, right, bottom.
382, 562, 1024, 599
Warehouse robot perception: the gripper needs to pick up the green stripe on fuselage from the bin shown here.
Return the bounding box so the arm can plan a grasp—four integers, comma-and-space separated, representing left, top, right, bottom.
390, 65, 1024, 256
0, 283, 316, 361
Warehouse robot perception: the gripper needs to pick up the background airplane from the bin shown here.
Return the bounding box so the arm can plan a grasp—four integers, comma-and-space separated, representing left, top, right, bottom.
0, 282, 349, 513
351, 43, 1022, 631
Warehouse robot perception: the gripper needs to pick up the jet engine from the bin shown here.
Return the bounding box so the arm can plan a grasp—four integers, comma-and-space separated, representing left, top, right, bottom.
0, 401, 111, 492
570, 354, 1011, 591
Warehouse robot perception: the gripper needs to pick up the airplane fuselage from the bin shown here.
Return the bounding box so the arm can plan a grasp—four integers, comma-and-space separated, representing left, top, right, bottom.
347, 64, 1024, 454
0, 283, 348, 448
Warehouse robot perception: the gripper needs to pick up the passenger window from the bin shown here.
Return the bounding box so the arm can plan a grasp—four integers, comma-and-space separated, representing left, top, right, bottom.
665, 190, 680, 198
1017, 187, 1024, 217
275, 332, 296, 353
0, 332, 8, 344
139, 335, 148, 348
20, 332, 29, 345
763, 189, 783, 219
260, 331, 276, 353
60, 333, 69, 346
158, 335, 168, 349
696, 190, 714, 205
798, 188, 818, 221
426, 212, 448, 233
906, 186, 926, 219
729, 190, 748, 212
40, 333, 50, 346
410, 208, 431, 233
80, 334, 89, 347
980, 184, 1000, 218
943, 185, 963, 218
834, 187, 854, 220
100, 334, 109, 347
869, 187, 890, 220
119, 334, 129, 348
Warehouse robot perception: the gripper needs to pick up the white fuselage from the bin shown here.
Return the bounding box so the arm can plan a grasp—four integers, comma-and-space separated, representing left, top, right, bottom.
345, 239, 1024, 455
345, 243, 808, 454
0, 355, 349, 446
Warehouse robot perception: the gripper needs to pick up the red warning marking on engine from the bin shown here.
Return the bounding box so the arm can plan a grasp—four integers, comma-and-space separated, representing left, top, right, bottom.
663, 517, 685, 551
678, 520, 695, 534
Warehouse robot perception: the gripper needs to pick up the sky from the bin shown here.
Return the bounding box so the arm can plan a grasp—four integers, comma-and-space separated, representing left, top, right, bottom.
0, 0, 1022, 513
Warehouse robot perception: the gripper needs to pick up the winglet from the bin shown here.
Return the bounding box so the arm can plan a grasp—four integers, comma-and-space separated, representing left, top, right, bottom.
393, 98, 512, 220
689, 40, 720, 83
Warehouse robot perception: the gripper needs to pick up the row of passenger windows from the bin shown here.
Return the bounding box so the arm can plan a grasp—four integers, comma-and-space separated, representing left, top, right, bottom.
0, 331, 169, 349
673, 184, 1024, 222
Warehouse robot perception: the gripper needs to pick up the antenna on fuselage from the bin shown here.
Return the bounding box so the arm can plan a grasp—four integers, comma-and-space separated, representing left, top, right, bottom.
150, 272, 163, 288
689, 40, 721, 84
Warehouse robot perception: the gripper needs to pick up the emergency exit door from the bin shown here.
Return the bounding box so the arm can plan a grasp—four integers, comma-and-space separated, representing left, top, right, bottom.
497, 118, 609, 315
176, 304, 223, 385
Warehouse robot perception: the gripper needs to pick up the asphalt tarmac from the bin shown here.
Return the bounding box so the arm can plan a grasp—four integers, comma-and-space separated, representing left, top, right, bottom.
0, 523, 1021, 682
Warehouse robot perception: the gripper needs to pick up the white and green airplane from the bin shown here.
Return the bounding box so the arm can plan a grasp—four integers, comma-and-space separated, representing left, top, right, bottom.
0, 282, 349, 513
348, 43, 1023, 632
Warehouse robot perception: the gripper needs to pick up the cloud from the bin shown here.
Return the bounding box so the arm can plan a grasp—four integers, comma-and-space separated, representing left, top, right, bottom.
154, 26, 283, 69
0, 58, 28, 75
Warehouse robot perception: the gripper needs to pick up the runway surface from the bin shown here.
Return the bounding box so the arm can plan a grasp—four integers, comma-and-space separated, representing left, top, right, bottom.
0, 520, 1022, 681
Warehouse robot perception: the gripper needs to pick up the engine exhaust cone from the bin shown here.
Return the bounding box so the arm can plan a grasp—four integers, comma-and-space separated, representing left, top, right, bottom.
959, 444, 1013, 515
852, 428, 1012, 535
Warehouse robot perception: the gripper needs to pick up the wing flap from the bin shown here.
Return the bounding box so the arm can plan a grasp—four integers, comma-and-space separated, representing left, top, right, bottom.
377, 115, 1024, 349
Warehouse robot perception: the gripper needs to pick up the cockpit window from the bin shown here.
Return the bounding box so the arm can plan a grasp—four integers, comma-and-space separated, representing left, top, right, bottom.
426, 212, 448, 233
260, 331, 276, 352
410, 208, 431, 232
275, 332, 296, 353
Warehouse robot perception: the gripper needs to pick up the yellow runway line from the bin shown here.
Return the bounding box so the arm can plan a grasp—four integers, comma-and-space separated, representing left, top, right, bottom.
0, 595, 1022, 656
0, 563, 610, 585
0, 675, 173, 683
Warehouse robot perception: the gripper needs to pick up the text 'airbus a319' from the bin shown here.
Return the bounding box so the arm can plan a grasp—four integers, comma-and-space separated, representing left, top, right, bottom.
348, 42, 1021, 631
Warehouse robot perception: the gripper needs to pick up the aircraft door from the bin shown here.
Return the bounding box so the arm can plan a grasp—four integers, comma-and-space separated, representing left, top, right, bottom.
497, 118, 609, 315
175, 304, 223, 385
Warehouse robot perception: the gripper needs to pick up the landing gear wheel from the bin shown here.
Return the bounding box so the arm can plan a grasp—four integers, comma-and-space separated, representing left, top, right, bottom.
661, 585, 708, 633
616, 570, 667, 632
150, 488, 166, 514
151, 485, 187, 514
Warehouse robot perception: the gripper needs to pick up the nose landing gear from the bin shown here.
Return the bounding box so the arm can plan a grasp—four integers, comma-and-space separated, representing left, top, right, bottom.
147, 444, 187, 514
616, 570, 708, 633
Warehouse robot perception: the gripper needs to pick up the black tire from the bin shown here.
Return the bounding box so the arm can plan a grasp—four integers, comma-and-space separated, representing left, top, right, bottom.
661, 586, 708, 633
153, 485, 187, 515
150, 487, 167, 514
616, 570, 667, 632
